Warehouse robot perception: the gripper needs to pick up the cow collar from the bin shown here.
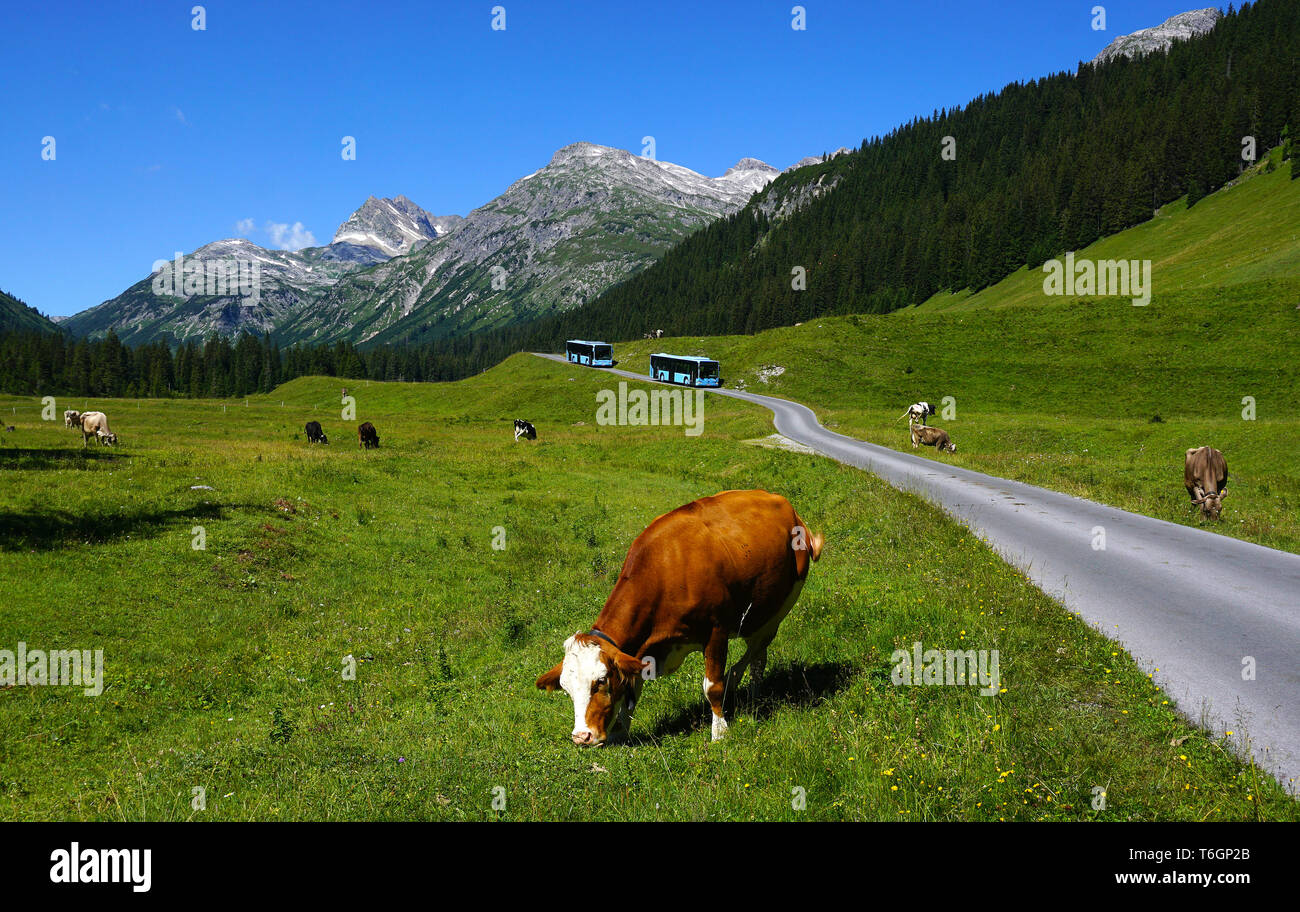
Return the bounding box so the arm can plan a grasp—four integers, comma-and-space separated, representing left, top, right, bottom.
585, 628, 621, 653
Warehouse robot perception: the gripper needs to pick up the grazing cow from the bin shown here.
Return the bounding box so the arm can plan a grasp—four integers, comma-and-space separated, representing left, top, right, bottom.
4, 425, 13, 432
64, 410, 81, 429
514, 419, 537, 441
79, 411, 117, 446
305, 420, 328, 444
897, 402, 936, 425
358, 421, 379, 449
911, 423, 956, 453
536, 489, 823, 745
1184, 446, 1228, 520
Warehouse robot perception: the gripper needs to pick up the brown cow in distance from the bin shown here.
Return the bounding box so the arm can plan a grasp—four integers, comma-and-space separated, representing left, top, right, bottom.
358, 421, 379, 449
1185, 446, 1228, 520
911, 422, 956, 453
536, 489, 823, 745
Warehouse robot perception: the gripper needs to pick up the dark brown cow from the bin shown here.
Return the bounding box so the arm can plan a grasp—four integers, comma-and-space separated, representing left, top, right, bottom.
1185, 446, 1228, 520
536, 489, 823, 745
358, 421, 379, 449
911, 423, 956, 453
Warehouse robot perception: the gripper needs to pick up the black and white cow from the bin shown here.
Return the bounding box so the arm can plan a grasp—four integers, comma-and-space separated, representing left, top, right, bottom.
514, 419, 537, 441
897, 401, 936, 426
305, 420, 328, 444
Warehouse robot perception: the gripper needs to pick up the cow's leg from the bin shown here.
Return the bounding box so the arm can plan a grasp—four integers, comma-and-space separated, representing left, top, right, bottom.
747, 641, 768, 698
718, 632, 774, 715
702, 628, 730, 741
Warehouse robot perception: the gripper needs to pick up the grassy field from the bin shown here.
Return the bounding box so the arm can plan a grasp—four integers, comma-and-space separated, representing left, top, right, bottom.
609, 158, 1300, 554
1, 357, 1293, 820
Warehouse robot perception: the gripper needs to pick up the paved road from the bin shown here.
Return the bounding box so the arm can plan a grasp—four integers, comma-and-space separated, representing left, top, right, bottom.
536, 353, 1300, 789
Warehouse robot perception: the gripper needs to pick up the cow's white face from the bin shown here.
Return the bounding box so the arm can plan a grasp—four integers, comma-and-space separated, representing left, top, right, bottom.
537, 634, 643, 746
560, 638, 611, 744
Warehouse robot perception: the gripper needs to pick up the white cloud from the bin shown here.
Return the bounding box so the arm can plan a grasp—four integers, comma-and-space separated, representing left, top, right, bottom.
173, 106, 188, 125
265, 221, 316, 251
234, 218, 256, 235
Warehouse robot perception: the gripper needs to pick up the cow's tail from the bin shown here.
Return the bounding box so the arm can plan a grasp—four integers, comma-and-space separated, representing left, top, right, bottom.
796, 520, 823, 563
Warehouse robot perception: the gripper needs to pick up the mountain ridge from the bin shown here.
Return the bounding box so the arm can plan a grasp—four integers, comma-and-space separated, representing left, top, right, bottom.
68, 143, 782, 348
0, 288, 61, 335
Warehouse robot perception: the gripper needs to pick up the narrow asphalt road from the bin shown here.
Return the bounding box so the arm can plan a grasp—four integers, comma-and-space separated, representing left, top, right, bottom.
536, 353, 1300, 790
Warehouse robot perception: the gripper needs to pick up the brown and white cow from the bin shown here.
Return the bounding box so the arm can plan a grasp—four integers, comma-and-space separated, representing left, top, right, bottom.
1185, 446, 1228, 520
911, 422, 956, 453
536, 489, 823, 745
79, 411, 116, 446
64, 410, 81, 428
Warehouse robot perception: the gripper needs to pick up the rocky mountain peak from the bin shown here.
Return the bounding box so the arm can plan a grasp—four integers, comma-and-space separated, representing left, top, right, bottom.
726, 157, 778, 175
332, 195, 463, 258
1092, 8, 1221, 65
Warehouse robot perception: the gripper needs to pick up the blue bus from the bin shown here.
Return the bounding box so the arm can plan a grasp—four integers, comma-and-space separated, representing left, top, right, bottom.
649, 353, 721, 387
566, 340, 614, 367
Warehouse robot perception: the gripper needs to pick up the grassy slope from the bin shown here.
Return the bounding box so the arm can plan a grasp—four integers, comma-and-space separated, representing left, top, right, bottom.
921, 153, 1300, 312
606, 156, 1300, 553
0, 289, 60, 335
0, 360, 1292, 820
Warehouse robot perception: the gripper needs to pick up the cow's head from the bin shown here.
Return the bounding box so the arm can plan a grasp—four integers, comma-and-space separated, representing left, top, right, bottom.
1193, 487, 1226, 520
536, 633, 645, 746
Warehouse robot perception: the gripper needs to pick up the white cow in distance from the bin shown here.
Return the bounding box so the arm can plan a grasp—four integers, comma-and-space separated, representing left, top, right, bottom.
897, 402, 935, 426
79, 411, 117, 446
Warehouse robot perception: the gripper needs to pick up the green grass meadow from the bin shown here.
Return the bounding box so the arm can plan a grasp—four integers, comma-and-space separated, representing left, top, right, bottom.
1, 355, 1293, 820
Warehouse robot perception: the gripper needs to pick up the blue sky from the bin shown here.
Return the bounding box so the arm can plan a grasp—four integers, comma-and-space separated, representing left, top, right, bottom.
2, 0, 1201, 318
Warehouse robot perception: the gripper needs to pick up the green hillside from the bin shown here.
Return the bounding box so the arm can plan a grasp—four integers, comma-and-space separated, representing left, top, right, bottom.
922, 150, 1300, 311
603, 157, 1300, 553
0, 288, 61, 335
2, 360, 1292, 820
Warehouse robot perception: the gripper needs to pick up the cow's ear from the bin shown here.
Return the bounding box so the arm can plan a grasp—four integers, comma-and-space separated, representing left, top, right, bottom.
536, 662, 563, 692
613, 652, 647, 681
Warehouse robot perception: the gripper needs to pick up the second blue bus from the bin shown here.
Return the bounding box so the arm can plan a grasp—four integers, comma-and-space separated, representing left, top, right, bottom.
649, 353, 721, 387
